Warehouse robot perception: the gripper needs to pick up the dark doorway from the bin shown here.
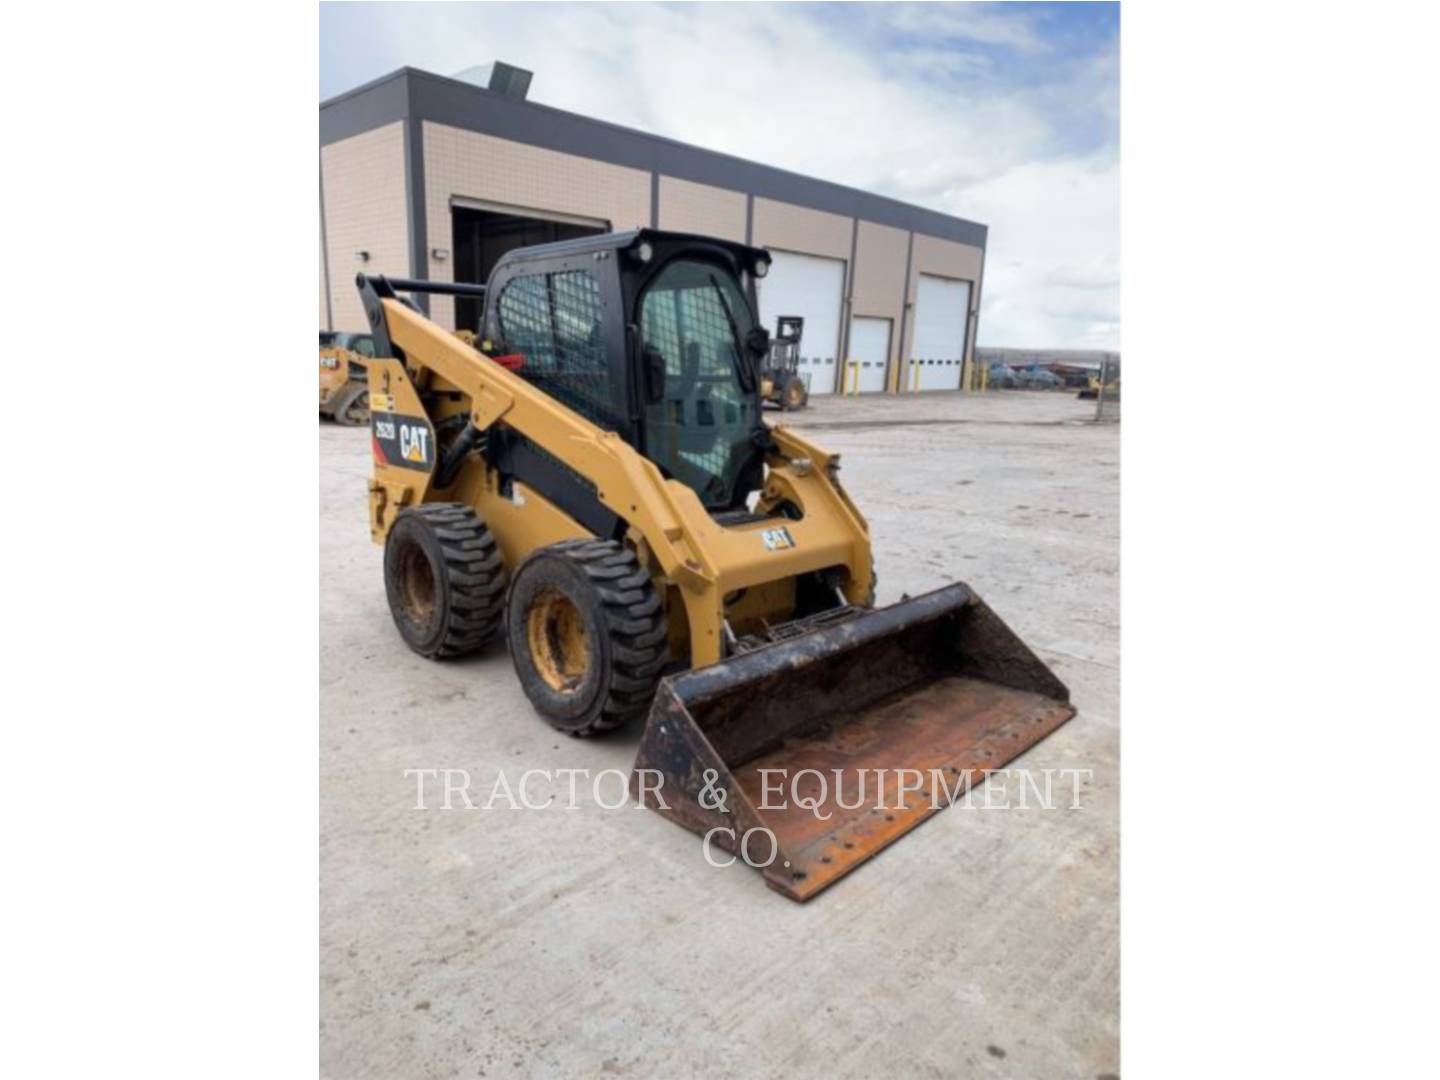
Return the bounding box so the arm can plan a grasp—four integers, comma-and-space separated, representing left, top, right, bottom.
450, 206, 607, 331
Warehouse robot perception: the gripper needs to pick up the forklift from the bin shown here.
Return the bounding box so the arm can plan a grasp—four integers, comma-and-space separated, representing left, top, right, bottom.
759, 315, 809, 411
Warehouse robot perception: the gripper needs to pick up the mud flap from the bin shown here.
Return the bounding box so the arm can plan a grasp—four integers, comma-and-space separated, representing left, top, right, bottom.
629, 584, 1077, 901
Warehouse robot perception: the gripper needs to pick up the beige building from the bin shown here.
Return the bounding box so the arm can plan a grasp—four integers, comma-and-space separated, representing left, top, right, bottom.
320, 65, 988, 395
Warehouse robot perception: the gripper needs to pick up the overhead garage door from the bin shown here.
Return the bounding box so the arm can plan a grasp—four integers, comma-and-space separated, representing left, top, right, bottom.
910, 274, 972, 391
450, 199, 608, 331
758, 251, 845, 395
849, 316, 892, 394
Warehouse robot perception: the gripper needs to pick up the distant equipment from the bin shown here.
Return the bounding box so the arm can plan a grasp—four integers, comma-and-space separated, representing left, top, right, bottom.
759, 315, 809, 411
318, 331, 375, 425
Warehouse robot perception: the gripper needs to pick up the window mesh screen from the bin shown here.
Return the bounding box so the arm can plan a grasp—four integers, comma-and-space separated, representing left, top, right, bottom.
640, 261, 755, 503
497, 270, 616, 429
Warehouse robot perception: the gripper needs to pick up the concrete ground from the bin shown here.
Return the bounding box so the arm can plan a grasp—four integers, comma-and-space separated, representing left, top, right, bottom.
320, 388, 1118, 1079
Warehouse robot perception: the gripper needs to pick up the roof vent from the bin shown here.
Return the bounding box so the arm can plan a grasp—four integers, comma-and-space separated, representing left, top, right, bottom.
453, 61, 533, 101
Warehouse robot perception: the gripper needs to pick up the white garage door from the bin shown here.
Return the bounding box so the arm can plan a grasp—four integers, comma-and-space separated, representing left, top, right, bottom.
758, 251, 845, 395
849, 316, 892, 394
910, 274, 972, 391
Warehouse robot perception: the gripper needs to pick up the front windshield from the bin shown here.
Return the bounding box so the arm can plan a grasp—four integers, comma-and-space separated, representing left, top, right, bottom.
639, 258, 759, 509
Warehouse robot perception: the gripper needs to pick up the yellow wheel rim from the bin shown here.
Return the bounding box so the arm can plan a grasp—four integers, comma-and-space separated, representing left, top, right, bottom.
396, 542, 436, 626
526, 588, 590, 692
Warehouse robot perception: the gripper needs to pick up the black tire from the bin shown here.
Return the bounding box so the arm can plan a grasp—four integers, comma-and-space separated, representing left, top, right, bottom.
334, 382, 371, 426
506, 539, 668, 737
383, 504, 506, 658
781, 375, 808, 411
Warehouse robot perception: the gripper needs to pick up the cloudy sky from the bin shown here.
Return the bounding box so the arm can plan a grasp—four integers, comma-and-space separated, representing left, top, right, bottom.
320, 2, 1119, 349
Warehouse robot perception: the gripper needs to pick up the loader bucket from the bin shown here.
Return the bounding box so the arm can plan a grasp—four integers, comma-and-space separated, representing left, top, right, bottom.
629, 584, 1076, 901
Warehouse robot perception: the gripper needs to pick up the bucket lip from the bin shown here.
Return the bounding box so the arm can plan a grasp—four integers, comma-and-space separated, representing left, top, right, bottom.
662, 582, 978, 706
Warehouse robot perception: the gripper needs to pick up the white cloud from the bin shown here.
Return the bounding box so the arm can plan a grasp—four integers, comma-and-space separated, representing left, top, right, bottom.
332, 2, 1118, 349
884, 3, 1052, 54
959, 152, 1120, 347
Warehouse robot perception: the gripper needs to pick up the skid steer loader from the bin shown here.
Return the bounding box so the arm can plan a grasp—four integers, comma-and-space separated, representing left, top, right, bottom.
319, 331, 375, 425
355, 230, 1074, 900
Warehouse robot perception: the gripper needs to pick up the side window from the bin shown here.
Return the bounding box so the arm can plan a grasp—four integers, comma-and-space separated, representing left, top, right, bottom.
497, 270, 613, 428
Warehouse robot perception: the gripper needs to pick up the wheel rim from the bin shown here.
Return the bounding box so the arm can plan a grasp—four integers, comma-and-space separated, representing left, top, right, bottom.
395, 541, 436, 629
526, 588, 590, 693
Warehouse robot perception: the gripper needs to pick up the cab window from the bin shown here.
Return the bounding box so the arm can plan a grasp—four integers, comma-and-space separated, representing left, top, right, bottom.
497, 269, 615, 429
638, 259, 759, 509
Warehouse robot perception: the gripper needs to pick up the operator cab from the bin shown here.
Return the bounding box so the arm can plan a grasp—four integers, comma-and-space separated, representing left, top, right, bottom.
483, 229, 774, 513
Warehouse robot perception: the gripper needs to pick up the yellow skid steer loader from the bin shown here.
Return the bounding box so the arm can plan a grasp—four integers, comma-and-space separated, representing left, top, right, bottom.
356, 230, 1074, 900
318, 332, 374, 425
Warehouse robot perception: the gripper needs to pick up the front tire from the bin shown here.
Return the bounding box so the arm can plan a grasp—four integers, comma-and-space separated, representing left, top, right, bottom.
383, 504, 506, 658
334, 383, 371, 426
781, 375, 808, 411
506, 539, 668, 736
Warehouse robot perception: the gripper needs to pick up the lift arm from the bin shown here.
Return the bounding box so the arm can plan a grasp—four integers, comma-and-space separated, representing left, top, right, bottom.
360, 275, 718, 593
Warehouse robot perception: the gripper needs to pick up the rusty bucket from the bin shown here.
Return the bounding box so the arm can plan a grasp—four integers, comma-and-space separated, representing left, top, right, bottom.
629, 584, 1077, 900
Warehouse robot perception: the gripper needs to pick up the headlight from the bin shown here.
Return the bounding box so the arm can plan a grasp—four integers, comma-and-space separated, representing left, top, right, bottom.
633, 240, 654, 264
753, 256, 770, 279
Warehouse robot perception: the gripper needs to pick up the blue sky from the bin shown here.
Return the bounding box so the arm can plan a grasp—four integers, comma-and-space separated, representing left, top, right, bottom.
320, 2, 1119, 349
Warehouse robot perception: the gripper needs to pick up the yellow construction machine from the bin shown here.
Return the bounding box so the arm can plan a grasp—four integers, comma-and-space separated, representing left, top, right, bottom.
1078, 367, 1121, 401
355, 230, 1074, 900
318, 331, 376, 425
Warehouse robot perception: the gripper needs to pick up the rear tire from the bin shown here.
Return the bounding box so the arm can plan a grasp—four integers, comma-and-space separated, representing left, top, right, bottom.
384, 504, 506, 658
506, 539, 668, 736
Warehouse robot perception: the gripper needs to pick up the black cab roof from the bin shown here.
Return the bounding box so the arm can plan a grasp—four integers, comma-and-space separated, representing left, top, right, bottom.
488, 228, 771, 278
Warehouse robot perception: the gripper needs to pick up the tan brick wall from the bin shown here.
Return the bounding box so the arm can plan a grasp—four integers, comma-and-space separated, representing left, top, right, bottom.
910, 232, 983, 283
848, 220, 909, 389
319, 219, 329, 329
657, 176, 746, 242
751, 197, 852, 261
321, 123, 409, 332
852, 219, 908, 332
899, 233, 985, 370
422, 122, 651, 328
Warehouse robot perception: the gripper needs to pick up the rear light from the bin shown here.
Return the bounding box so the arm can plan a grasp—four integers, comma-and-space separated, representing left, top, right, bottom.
490, 354, 525, 371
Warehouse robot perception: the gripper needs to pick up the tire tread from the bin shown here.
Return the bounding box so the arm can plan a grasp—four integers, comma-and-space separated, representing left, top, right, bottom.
527, 539, 668, 736
406, 503, 506, 658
